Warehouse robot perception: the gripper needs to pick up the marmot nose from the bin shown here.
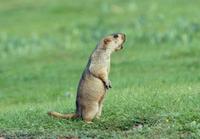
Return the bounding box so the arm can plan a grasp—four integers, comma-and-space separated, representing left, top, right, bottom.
121, 33, 126, 42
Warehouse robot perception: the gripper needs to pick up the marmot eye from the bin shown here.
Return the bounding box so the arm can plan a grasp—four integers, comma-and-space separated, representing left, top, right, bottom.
113, 34, 118, 38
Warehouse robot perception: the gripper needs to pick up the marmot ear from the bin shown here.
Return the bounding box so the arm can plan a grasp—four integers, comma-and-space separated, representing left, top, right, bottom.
104, 38, 111, 45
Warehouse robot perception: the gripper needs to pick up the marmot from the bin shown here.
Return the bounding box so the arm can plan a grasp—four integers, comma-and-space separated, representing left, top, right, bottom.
48, 33, 126, 123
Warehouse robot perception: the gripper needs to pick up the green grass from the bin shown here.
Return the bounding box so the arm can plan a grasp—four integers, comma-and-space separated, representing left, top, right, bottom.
0, 0, 200, 138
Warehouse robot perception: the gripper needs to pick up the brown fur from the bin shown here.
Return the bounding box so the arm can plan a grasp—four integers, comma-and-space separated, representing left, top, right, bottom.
48, 33, 126, 123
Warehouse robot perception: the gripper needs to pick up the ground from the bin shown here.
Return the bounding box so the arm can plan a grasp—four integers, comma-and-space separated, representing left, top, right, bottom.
0, 0, 200, 138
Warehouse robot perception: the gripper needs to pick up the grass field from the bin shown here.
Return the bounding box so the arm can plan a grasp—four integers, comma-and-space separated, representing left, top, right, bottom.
0, 0, 200, 138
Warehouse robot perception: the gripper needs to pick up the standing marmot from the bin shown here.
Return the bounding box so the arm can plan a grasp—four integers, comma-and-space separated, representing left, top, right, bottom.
48, 33, 126, 123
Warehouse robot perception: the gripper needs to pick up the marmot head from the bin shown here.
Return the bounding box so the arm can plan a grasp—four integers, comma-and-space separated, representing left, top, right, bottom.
99, 33, 126, 52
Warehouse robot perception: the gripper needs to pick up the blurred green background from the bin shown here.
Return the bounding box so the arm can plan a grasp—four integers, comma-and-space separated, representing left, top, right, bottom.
0, 0, 200, 138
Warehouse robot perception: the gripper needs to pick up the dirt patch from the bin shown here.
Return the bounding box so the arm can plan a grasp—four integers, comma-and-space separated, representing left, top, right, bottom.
57, 136, 79, 139
118, 117, 158, 131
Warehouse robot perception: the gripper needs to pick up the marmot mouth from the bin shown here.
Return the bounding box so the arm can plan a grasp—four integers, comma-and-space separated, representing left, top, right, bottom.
120, 44, 124, 49
115, 44, 124, 51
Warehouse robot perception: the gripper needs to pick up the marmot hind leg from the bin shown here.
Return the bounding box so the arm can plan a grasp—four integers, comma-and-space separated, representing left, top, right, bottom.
81, 102, 99, 123
96, 103, 103, 119
96, 97, 104, 119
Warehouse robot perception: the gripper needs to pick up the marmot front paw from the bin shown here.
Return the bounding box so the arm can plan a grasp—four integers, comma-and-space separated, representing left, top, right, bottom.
105, 80, 112, 89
